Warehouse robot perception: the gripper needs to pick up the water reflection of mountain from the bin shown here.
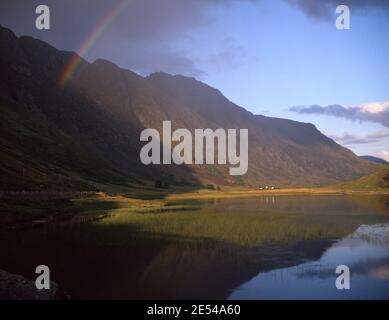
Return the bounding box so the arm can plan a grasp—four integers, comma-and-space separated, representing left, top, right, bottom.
0, 223, 334, 299
1, 197, 389, 299
230, 224, 389, 299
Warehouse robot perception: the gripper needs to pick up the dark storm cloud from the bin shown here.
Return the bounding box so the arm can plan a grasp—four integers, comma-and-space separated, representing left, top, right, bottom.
0, 0, 252, 77
286, 0, 389, 20
290, 102, 389, 127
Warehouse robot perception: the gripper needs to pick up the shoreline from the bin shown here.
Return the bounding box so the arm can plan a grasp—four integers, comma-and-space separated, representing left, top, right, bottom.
1, 187, 388, 201
166, 188, 389, 200
1, 188, 387, 231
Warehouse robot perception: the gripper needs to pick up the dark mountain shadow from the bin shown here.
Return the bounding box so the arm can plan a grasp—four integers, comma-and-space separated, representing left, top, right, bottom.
0, 24, 201, 194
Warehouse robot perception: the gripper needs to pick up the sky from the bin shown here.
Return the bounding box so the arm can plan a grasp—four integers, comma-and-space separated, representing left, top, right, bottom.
0, 0, 388, 160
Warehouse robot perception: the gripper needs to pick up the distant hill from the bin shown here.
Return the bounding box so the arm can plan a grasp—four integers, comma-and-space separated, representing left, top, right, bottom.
338, 166, 389, 190
360, 156, 389, 165
0, 24, 378, 191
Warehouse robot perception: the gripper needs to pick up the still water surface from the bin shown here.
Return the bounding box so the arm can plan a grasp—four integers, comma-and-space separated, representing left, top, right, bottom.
0, 195, 388, 299
230, 223, 389, 299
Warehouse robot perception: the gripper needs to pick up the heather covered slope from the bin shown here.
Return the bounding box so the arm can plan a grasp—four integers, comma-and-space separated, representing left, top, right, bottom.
338, 166, 389, 190
0, 25, 378, 190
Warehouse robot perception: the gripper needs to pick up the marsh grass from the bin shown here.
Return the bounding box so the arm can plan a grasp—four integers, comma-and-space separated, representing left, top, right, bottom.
3, 192, 387, 248
92, 204, 349, 247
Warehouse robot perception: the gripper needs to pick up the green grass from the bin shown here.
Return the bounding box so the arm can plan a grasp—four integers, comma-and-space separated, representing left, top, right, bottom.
91, 204, 348, 247
0, 198, 77, 227
338, 165, 389, 190
2, 191, 388, 248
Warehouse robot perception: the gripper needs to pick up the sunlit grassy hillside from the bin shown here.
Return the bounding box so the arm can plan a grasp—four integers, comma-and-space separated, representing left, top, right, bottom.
338, 166, 389, 190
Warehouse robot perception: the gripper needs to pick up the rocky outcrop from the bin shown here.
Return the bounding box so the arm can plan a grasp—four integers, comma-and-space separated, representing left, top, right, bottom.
0, 269, 57, 300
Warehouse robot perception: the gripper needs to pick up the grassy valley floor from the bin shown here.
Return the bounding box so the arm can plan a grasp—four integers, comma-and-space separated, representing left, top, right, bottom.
1, 185, 388, 234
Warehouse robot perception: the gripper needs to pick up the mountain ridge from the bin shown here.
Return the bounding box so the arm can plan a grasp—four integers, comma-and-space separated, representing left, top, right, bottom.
0, 24, 378, 190
360, 155, 389, 165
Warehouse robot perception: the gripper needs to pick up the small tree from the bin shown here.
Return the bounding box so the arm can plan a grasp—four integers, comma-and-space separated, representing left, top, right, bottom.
155, 180, 162, 188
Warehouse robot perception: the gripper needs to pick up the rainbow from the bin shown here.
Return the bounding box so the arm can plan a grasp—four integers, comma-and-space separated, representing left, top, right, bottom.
58, 0, 129, 86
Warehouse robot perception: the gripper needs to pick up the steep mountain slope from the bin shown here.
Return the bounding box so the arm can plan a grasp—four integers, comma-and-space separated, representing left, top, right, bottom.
0, 26, 194, 190
0, 25, 377, 190
146, 73, 377, 186
360, 156, 389, 165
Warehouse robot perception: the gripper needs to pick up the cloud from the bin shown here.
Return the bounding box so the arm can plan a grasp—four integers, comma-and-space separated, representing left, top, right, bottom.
290, 101, 389, 127
200, 43, 247, 73
327, 131, 389, 145
285, 0, 389, 20
0, 0, 253, 77
380, 151, 389, 161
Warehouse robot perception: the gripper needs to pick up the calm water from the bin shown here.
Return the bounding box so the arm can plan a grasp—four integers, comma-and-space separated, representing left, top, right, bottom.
229, 224, 389, 299
0, 195, 388, 299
